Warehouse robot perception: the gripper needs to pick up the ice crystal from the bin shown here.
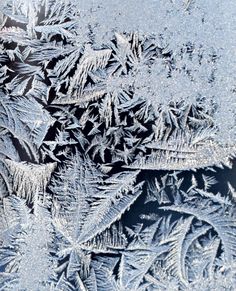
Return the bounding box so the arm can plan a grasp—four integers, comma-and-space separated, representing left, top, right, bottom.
0, 0, 236, 290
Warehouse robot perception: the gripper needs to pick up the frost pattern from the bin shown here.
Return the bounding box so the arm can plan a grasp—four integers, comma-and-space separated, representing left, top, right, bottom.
0, 0, 236, 290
